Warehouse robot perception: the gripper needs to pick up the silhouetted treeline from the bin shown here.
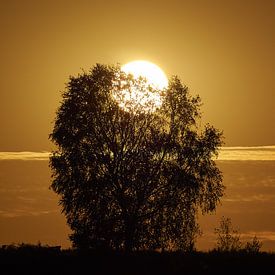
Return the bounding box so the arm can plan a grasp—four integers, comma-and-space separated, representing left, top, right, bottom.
1, 244, 275, 275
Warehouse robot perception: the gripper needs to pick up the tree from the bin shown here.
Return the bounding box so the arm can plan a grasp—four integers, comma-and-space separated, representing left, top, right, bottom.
214, 216, 242, 252
50, 64, 224, 251
214, 216, 262, 253
244, 236, 262, 253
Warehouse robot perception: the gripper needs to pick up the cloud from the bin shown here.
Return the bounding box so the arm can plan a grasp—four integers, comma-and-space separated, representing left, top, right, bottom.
217, 146, 275, 161
0, 152, 50, 161
0, 146, 275, 161
241, 231, 275, 241
223, 194, 275, 203
0, 209, 58, 218
198, 231, 275, 248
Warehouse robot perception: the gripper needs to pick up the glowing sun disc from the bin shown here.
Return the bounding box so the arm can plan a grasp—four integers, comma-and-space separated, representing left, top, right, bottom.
122, 60, 168, 90
113, 60, 168, 113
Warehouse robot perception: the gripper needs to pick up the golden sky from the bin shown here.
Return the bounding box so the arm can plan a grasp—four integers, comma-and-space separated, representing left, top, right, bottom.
0, 0, 274, 151
0, 0, 275, 251
1, 158, 275, 251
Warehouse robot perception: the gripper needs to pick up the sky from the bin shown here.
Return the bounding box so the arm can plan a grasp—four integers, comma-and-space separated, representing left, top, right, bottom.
0, 0, 274, 250
1, 155, 275, 251
0, 0, 274, 151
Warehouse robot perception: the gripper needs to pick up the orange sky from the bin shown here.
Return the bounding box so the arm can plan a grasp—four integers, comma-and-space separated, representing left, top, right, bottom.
1, 158, 275, 251
0, 0, 274, 151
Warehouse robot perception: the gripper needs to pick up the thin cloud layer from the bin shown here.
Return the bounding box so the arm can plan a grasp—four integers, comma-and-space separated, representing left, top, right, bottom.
217, 146, 275, 161
223, 194, 275, 203
0, 209, 58, 218
0, 152, 50, 160
0, 146, 274, 161
241, 231, 275, 242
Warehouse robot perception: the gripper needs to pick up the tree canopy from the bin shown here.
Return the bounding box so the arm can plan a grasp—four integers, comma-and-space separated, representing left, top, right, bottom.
50, 64, 224, 251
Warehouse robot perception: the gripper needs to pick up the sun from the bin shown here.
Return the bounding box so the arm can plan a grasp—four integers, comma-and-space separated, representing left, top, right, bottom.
121, 60, 168, 90
113, 60, 168, 113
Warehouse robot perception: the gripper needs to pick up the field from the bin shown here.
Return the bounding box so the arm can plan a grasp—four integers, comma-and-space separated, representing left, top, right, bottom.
1, 245, 275, 275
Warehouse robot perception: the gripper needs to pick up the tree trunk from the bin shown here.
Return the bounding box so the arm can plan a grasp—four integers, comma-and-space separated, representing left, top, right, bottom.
124, 217, 135, 252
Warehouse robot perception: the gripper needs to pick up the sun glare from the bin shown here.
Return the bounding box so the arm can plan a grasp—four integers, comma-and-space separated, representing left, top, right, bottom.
113, 60, 168, 113
122, 60, 168, 90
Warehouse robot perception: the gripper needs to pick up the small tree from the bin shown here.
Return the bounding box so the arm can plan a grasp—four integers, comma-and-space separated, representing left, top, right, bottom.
244, 236, 262, 253
214, 217, 263, 253
214, 216, 242, 252
50, 64, 224, 251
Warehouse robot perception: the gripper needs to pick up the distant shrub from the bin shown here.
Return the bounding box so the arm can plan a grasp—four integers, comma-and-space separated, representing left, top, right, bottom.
214, 216, 242, 252
244, 236, 262, 253
0, 242, 61, 253
214, 217, 262, 253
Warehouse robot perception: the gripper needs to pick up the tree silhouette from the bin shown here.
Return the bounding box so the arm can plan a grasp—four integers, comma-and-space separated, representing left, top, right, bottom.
214, 217, 242, 252
214, 216, 262, 253
50, 64, 224, 251
244, 236, 262, 253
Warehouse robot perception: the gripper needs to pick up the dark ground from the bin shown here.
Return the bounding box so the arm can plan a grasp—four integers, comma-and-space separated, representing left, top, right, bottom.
0, 245, 274, 275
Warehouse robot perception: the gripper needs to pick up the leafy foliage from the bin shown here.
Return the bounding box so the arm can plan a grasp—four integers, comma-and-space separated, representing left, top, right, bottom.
50, 64, 224, 251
